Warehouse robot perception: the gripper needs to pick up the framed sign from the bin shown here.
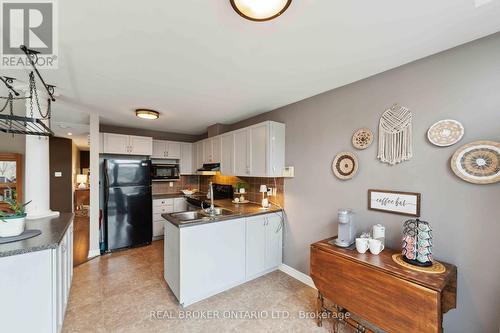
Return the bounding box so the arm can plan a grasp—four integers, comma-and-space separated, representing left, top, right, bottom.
368, 189, 421, 217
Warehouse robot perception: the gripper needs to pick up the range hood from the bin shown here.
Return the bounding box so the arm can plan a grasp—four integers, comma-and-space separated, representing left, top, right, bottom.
197, 163, 221, 176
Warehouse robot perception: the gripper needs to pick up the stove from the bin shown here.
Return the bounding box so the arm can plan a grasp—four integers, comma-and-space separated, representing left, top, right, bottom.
185, 183, 233, 210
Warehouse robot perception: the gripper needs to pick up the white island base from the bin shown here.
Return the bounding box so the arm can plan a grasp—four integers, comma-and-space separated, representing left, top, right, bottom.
164, 212, 283, 307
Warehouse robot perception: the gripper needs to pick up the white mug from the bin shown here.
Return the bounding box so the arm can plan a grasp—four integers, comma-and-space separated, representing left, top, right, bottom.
355, 238, 370, 254
369, 238, 385, 255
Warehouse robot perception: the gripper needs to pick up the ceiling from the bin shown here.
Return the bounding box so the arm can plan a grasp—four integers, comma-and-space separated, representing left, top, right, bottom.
4, 0, 500, 135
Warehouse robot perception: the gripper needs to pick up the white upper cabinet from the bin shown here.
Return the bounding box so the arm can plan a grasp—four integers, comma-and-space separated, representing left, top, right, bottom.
220, 133, 234, 175
102, 133, 130, 155
233, 129, 250, 176
129, 136, 153, 155
152, 140, 166, 158
152, 140, 181, 159
203, 139, 212, 163
180, 143, 193, 174
195, 121, 285, 177
102, 133, 152, 156
219, 121, 285, 177
167, 142, 181, 159
212, 136, 221, 163
249, 123, 268, 176
195, 141, 204, 169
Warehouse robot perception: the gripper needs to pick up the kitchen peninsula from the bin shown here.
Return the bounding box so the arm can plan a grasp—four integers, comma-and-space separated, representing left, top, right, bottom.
0, 213, 74, 333
162, 197, 283, 307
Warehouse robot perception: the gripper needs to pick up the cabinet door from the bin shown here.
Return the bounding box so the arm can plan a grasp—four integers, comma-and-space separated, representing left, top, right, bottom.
103, 133, 129, 154
173, 197, 187, 212
196, 142, 204, 168
153, 220, 164, 237
249, 123, 268, 176
129, 135, 153, 156
180, 143, 193, 174
167, 141, 181, 159
152, 140, 166, 158
265, 214, 283, 270
245, 216, 267, 279
211, 136, 221, 163
203, 139, 213, 163
220, 133, 234, 175
234, 129, 249, 176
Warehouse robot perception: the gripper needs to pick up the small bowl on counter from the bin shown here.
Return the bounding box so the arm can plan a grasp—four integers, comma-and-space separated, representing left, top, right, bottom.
181, 189, 198, 196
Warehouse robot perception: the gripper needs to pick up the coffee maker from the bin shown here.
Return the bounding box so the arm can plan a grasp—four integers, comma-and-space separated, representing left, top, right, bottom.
335, 209, 356, 247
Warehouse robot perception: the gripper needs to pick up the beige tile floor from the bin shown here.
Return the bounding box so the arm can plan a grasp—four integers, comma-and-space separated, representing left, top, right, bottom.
63, 240, 347, 333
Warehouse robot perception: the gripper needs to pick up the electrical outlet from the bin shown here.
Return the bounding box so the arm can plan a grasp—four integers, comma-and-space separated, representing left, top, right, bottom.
54, 172, 62, 177
169, 182, 173, 187
267, 188, 273, 196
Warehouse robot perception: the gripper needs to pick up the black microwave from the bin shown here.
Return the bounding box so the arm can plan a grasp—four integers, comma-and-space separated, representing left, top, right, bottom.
151, 163, 180, 181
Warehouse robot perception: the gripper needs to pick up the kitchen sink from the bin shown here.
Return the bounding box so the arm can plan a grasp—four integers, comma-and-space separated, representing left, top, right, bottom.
201, 207, 234, 217
170, 211, 204, 222
169, 208, 238, 224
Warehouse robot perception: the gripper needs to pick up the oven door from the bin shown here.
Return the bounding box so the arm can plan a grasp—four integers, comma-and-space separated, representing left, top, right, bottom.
151, 164, 180, 181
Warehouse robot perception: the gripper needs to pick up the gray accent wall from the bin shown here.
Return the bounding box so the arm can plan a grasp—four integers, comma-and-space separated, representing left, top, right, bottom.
229, 33, 500, 332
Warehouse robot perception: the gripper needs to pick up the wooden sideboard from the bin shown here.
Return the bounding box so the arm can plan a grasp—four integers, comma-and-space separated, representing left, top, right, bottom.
310, 237, 457, 333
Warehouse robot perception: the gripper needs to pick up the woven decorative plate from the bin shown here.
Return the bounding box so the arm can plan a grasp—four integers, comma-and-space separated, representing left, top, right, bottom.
427, 119, 464, 147
451, 140, 500, 184
332, 152, 358, 180
392, 254, 446, 274
352, 128, 374, 150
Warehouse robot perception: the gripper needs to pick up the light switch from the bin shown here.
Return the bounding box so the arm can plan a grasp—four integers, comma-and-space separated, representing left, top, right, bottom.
54, 172, 62, 177
169, 182, 173, 187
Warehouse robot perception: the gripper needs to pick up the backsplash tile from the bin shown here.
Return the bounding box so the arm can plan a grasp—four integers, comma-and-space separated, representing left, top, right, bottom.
199, 175, 284, 207
152, 175, 198, 195
153, 175, 285, 207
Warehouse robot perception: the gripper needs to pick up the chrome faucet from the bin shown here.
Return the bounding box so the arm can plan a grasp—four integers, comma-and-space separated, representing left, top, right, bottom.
205, 182, 216, 216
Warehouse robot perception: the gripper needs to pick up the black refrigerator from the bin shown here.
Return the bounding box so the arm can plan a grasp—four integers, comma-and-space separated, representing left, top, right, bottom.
103, 159, 152, 252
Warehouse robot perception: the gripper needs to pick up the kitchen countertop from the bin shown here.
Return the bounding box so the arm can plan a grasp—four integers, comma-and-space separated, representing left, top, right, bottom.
162, 199, 283, 228
0, 213, 74, 258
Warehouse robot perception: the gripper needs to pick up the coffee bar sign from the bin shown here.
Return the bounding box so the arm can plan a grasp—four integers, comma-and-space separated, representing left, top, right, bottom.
368, 189, 421, 217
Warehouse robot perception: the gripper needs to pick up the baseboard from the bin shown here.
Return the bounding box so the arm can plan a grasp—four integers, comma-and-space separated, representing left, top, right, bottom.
87, 249, 101, 259
279, 263, 316, 289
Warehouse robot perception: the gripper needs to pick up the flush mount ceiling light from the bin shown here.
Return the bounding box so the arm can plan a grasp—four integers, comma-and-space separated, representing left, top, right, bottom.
135, 109, 160, 120
230, 0, 292, 21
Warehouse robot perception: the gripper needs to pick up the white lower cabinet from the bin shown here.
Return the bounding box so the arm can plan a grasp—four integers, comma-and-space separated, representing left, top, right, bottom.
246, 213, 283, 279
0, 221, 73, 333
164, 212, 283, 307
153, 197, 187, 239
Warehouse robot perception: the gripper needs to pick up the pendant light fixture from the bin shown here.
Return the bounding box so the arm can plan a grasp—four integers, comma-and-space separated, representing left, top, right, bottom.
230, 0, 292, 22
135, 109, 160, 120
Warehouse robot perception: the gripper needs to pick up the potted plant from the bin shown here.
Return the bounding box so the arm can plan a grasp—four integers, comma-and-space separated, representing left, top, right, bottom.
235, 181, 249, 193
0, 196, 31, 237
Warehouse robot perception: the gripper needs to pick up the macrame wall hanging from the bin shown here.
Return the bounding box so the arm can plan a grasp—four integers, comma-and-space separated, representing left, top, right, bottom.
377, 104, 413, 165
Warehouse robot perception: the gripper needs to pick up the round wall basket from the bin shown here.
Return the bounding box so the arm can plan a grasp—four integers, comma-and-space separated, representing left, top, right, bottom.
451, 140, 500, 184
332, 152, 358, 180
352, 128, 374, 150
427, 119, 464, 147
